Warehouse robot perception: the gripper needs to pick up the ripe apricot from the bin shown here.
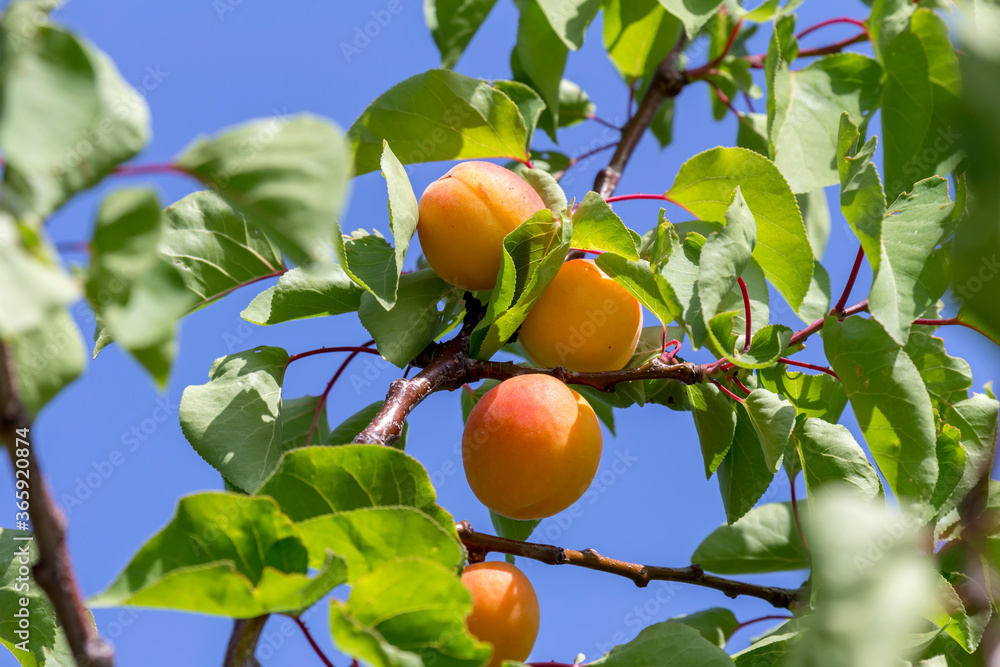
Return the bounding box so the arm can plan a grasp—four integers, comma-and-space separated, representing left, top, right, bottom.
462, 374, 603, 520
461, 560, 540, 667
518, 259, 643, 372
417, 161, 546, 290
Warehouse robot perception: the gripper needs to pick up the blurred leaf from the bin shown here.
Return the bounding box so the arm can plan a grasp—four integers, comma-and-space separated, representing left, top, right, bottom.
926, 575, 991, 653
90, 493, 347, 617
792, 417, 882, 502
328, 558, 490, 667
425, 0, 499, 68
667, 147, 814, 313
10, 308, 85, 417
824, 316, 938, 512
241, 264, 362, 326
179, 346, 288, 493
349, 69, 528, 174
513, 0, 569, 133
588, 619, 734, 666
656, 0, 724, 38
693, 502, 808, 574
687, 383, 736, 478
471, 210, 572, 359
178, 115, 351, 267
0, 2, 149, 222
732, 617, 810, 666
359, 269, 458, 368
602, 0, 682, 82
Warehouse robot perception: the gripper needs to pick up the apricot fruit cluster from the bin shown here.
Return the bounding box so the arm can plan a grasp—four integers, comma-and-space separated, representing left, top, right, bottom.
461, 561, 540, 667
462, 374, 603, 521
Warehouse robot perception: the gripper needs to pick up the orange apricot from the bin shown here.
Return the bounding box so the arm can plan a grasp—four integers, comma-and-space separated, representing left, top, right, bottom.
417, 161, 546, 290
518, 259, 643, 372
462, 374, 603, 520
461, 560, 540, 667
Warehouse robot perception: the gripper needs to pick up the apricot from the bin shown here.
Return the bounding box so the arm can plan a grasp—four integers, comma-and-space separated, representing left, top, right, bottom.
518, 259, 643, 372
417, 161, 546, 290
461, 561, 540, 667
462, 374, 603, 520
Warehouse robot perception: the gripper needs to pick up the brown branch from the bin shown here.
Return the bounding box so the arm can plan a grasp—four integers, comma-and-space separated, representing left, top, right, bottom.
593, 36, 688, 198
0, 346, 115, 667
457, 522, 804, 609
223, 617, 268, 667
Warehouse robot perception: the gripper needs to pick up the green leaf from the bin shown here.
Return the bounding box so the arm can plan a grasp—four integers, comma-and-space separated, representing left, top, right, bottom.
297, 506, 463, 574
650, 98, 675, 148
693, 502, 808, 574
666, 608, 739, 649
792, 417, 882, 502
656, 0, 725, 38
744, 388, 796, 472
554, 78, 596, 129
279, 396, 330, 451
798, 260, 832, 324
177, 115, 352, 267
595, 253, 682, 327
328, 401, 409, 450
572, 193, 641, 259
717, 402, 777, 523
732, 617, 809, 666
257, 444, 455, 532
490, 510, 540, 561
906, 331, 972, 405
86, 189, 195, 384
0, 3, 150, 222
90, 493, 347, 617
492, 80, 546, 145
536, 0, 601, 50
359, 269, 457, 368
328, 558, 490, 667
687, 383, 736, 478
588, 620, 733, 666
929, 425, 966, 520
368, 141, 421, 307
758, 365, 847, 424
936, 394, 1000, 520
349, 69, 528, 175
881, 10, 961, 203
603, 0, 682, 82
161, 190, 286, 311
425, 0, 499, 68
1, 529, 59, 666
471, 210, 572, 359
179, 346, 289, 493
926, 575, 990, 654
241, 264, 362, 326
797, 188, 831, 259
521, 166, 568, 214
512, 0, 569, 133
729, 325, 792, 369
769, 54, 883, 193
694, 187, 757, 350
10, 307, 85, 418
872, 177, 958, 344
667, 147, 814, 312
823, 315, 938, 511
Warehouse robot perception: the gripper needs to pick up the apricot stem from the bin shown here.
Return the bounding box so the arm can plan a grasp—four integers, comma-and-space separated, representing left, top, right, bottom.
833, 245, 866, 314
456, 521, 804, 609
738, 276, 752, 353
305, 340, 376, 447
291, 616, 336, 667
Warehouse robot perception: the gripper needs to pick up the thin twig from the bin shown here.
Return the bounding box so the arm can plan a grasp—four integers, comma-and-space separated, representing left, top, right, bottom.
457, 522, 803, 609
0, 346, 115, 667
305, 340, 376, 447
292, 617, 336, 667
685, 18, 745, 79
777, 357, 838, 379
833, 245, 865, 314
584, 113, 622, 131
725, 614, 795, 642
746, 32, 869, 68
738, 276, 752, 353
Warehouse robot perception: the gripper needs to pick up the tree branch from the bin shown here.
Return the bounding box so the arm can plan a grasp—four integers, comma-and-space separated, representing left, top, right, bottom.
223, 617, 268, 667
593, 36, 688, 198
457, 522, 804, 609
0, 346, 115, 667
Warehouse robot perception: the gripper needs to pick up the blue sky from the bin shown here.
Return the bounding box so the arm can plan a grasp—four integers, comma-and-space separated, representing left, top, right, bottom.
3, 1, 999, 666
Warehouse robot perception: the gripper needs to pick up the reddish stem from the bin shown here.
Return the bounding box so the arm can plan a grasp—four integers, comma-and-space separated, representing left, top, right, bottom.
746, 31, 869, 68
112, 162, 190, 177
305, 340, 376, 448
292, 617, 335, 667
833, 245, 866, 314
913, 317, 996, 343
712, 378, 745, 402
725, 615, 795, 642
788, 299, 869, 347
584, 113, 622, 131
686, 18, 745, 79
796, 17, 869, 40
777, 357, 839, 379
284, 346, 381, 371
738, 276, 752, 353
742, 91, 756, 113
709, 81, 744, 119
604, 193, 669, 204
731, 376, 752, 396
54, 241, 91, 254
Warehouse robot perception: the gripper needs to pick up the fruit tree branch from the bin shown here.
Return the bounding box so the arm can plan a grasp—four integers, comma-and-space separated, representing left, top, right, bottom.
593, 36, 688, 198
223, 617, 268, 667
457, 522, 804, 609
0, 345, 115, 667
